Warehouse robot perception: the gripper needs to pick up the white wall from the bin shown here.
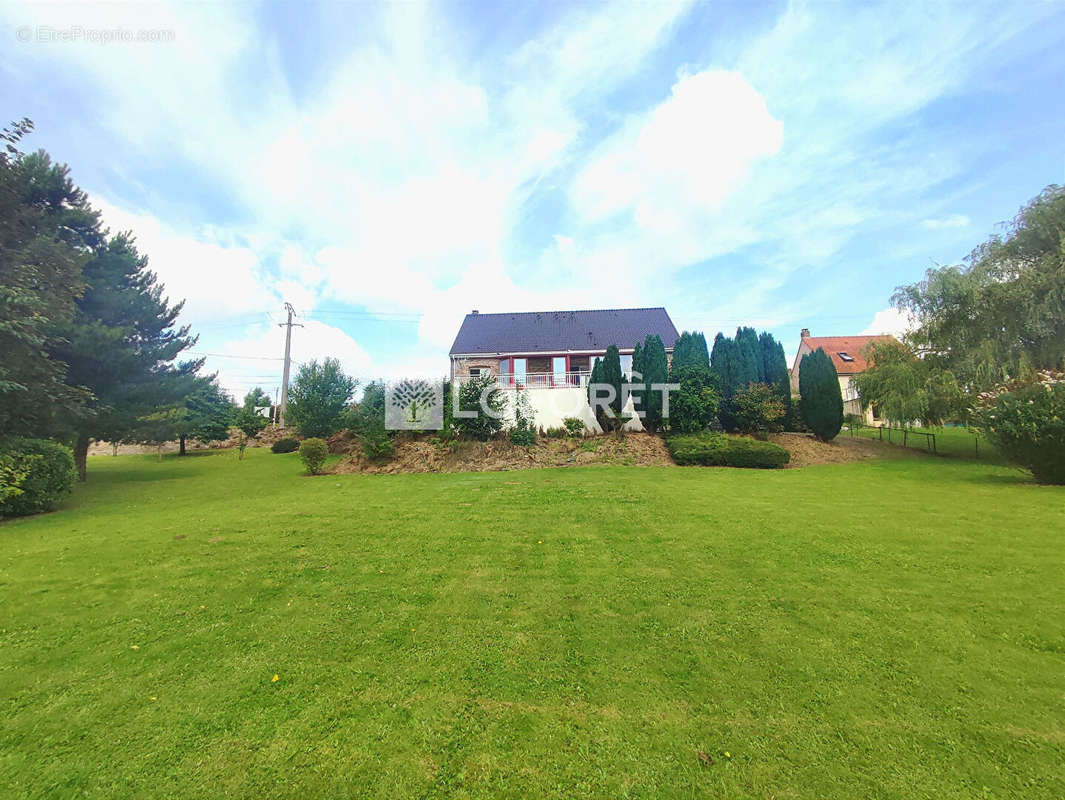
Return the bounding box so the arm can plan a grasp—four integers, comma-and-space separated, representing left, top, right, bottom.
500, 387, 644, 434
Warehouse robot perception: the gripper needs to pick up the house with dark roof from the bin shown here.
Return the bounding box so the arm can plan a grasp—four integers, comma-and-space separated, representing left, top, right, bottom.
790, 328, 897, 424
449, 307, 680, 388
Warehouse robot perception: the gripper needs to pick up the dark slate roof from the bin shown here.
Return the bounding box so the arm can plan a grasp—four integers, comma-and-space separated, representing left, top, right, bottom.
449, 308, 680, 355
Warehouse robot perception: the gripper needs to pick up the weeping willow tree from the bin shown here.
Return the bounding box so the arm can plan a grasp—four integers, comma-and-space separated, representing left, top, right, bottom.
895, 185, 1065, 390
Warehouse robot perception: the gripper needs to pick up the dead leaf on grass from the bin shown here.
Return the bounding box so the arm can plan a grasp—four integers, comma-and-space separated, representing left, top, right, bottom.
208, 536, 223, 543
173, 534, 186, 540
697, 750, 713, 766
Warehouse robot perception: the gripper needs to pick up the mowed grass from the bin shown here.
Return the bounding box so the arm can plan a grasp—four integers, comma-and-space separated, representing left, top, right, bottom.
1, 448, 1063, 799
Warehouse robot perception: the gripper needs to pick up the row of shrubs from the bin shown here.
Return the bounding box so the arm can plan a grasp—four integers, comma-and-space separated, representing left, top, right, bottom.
1, 438, 77, 518
666, 432, 791, 469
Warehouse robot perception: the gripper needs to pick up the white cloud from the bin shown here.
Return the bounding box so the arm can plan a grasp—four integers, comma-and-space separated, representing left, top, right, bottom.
861, 307, 914, 339
92, 199, 278, 323
921, 213, 970, 230
573, 70, 783, 232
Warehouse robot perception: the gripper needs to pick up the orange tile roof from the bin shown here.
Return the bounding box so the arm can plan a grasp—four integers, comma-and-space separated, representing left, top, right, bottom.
800, 335, 896, 374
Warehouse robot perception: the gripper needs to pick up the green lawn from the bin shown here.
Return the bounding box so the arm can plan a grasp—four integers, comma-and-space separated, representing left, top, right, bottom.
2, 448, 1063, 798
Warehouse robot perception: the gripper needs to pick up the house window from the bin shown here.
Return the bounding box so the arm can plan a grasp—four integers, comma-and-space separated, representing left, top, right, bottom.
513, 358, 527, 385
620, 354, 633, 377
838, 352, 854, 362
469, 367, 481, 378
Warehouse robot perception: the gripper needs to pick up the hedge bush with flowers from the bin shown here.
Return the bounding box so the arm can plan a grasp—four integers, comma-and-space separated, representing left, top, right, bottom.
972, 370, 1065, 484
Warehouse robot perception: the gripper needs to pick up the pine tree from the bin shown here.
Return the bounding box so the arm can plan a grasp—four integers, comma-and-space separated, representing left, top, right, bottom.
51, 233, 201, 479
799, 347, 844, 441
0, 129, 99, 436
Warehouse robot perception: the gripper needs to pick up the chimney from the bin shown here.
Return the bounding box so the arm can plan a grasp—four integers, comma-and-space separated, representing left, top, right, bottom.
800, 327, 810, 338
471, 309, 479, 315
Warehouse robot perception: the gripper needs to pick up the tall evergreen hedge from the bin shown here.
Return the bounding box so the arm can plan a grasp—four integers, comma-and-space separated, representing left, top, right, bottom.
799, 347, 844, 441
632, 334, 668, 433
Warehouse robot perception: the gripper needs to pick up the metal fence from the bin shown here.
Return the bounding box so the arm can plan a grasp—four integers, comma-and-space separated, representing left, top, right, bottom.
848, 424, 937, 454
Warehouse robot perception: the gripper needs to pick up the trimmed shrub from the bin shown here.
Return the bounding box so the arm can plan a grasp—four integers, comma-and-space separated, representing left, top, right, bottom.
666, 432, 790, 469
271, 437, 299, 454
298, 438, 329, 475
973, 370, 1065, 484
0, 438, 76, 517
799, 347, 844, 441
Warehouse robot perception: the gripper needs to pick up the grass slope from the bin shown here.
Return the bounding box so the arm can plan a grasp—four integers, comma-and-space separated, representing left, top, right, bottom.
2, 449, 1063, 798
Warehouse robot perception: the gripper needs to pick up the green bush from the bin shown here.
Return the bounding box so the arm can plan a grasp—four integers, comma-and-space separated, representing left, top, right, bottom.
730, 381, 786, 434
563, 417, 586, 437
0, 438, 76, 517
973, 371, 1065, 484
666, 432, 790, 469
453, 373, 505, 441
361, 429, 394, 462
271, 437, 299, 454
667, 365, 720, 433
298, 438, 329, 475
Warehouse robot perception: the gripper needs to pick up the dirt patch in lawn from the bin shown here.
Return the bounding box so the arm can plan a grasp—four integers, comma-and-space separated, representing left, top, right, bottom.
333, 432, 675, 474
768, 432, 897, 468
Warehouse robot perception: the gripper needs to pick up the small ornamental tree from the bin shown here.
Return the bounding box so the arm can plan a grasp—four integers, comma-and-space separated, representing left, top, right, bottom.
287, 358, 357, 438
799, 347, 844, 441
454, 373, 505, 440
973, 370, 1065, 484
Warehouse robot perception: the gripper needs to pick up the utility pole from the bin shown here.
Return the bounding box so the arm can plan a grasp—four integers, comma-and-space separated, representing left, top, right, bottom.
278, 302, 303, 428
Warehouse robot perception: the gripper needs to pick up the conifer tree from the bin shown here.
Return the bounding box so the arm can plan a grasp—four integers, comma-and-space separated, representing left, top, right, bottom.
799, 347, 844, 441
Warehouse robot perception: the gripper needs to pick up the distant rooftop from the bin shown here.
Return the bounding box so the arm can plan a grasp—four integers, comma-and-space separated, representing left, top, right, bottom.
450, 307, 680, 355
796, 332, 897, 374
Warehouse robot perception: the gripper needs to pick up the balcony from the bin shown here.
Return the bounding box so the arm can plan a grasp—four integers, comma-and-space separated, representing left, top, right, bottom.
458, 371, 592, 389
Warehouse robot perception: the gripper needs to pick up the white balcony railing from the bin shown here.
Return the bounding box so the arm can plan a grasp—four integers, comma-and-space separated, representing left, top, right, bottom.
458, 371, 591, 389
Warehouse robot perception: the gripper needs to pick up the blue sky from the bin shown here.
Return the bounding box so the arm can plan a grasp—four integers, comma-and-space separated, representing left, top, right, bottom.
3, 0, 1064, 399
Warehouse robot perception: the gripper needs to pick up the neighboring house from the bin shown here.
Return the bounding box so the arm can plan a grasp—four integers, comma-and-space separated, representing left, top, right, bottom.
790, 329, 897, 425
449, 307, 680, 431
